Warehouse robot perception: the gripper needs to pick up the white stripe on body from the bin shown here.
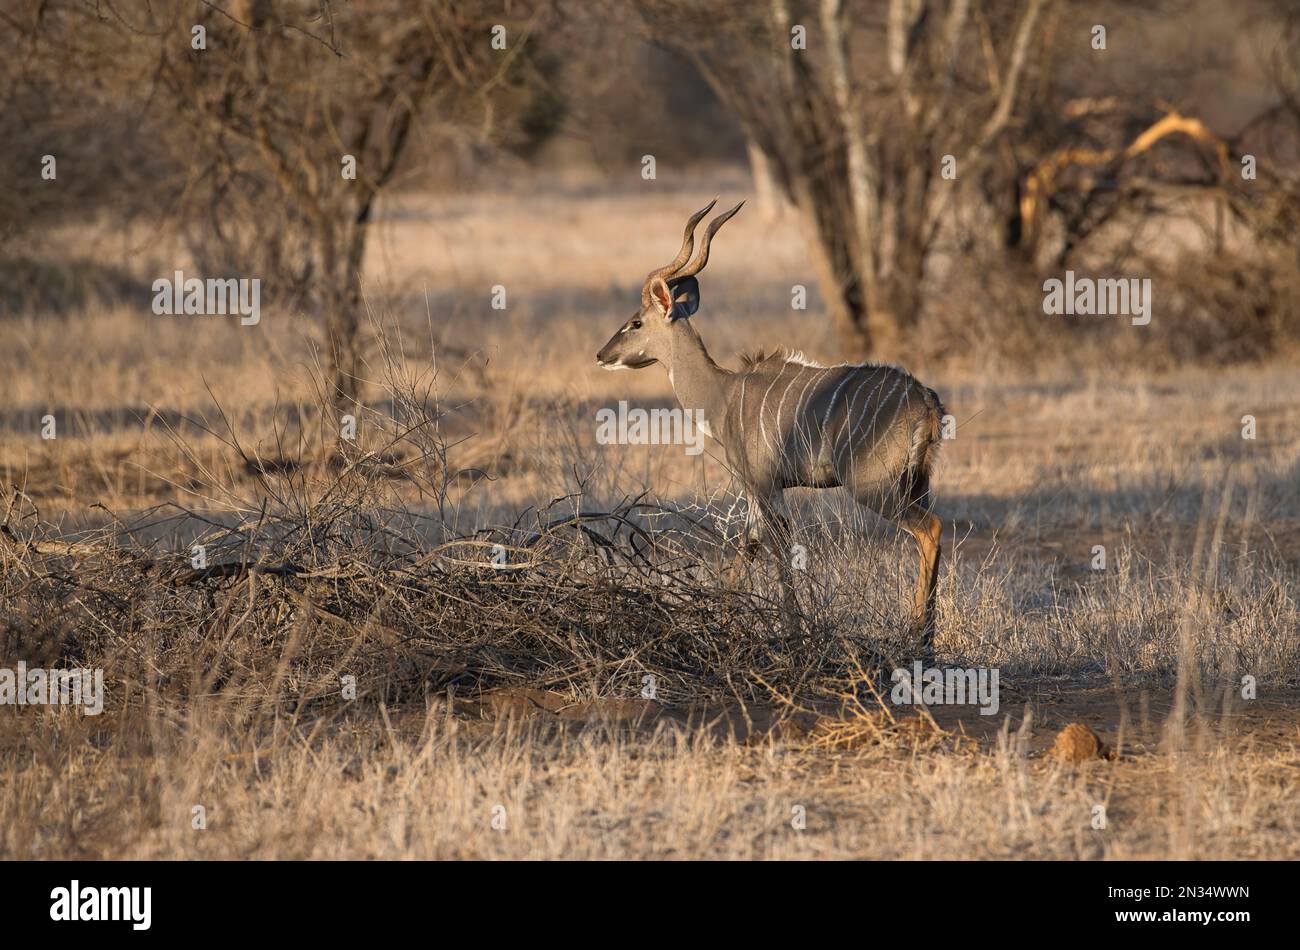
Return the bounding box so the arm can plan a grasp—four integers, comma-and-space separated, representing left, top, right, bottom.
756, 365, 789, 454
833, 367, 889, 470
838, 372, 906, 483
787, 366, 831, 463
818, 368, 861, 455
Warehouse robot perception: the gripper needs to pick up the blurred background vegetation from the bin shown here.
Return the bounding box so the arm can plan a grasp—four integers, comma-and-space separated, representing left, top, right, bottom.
2, 0, 1298, 403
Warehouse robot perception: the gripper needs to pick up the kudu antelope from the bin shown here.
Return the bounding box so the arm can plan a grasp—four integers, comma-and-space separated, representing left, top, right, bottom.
595, 199, 946, 646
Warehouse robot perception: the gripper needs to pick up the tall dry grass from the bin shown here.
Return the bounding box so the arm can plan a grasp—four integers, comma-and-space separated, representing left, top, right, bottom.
1, 187, 1298, 859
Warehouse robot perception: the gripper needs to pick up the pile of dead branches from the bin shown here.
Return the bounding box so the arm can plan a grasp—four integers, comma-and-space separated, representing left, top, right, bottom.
0, 486, 885, 713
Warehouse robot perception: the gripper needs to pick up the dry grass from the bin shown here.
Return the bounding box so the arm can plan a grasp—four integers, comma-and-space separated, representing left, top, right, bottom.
5, 693, 1299, 860
1, 184, 1298, 859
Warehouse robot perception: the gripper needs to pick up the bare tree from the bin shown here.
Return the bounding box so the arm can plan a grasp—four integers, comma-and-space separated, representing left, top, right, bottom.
632, 0, 1054, 358
995, 0, 1296, 271
9, 0, 543, 417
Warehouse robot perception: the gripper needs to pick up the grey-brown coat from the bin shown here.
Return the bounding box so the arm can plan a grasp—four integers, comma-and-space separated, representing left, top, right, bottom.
596, 200, 945, 647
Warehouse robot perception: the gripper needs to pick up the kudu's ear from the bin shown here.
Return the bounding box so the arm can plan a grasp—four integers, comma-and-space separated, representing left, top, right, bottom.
648, 276, 699, 320
668, 277, 700, 318
647, 277, 674, 318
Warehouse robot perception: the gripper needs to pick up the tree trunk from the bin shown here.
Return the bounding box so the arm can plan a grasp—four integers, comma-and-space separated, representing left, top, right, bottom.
318, 222, 362, 423
746, 139, 783, 224
790, 173, 931, 361
326, 295, 362, 414
865, 211, 927, 356
320, 199, 374, 422
791, 182, 872, 359
865, 273, 921, 358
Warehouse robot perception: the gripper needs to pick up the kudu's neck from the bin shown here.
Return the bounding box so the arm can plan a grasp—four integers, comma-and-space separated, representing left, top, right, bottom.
664, 320, 731, 425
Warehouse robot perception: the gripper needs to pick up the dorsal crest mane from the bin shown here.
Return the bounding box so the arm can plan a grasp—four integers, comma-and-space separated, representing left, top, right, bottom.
738, 347, 826, 369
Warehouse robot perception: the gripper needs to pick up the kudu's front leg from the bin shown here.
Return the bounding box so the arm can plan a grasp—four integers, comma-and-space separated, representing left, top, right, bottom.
740, 496, 767, 560
741, 491, 801, 632
738, 490, 790, 558
729, 491, 786, 572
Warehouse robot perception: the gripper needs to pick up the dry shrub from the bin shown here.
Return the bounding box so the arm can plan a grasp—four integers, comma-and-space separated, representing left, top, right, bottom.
800, 666, 971, 756
1155, 249, 1300, 364
809, 710, 954, 754
922, 256, 1054, 372
0, 491, 833, 711
0, 256, 151, 317
0, 352, 893, 719
924, 243, 1300, 374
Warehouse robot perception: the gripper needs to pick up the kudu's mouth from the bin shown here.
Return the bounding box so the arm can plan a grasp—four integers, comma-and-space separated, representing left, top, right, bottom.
596, 353, 655, 370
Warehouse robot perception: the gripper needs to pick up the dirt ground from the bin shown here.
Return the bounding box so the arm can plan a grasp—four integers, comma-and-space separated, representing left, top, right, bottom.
446, 681, 1300, 756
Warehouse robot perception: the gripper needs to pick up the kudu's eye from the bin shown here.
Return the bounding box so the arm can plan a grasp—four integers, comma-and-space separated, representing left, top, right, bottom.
629, 319, 642, 331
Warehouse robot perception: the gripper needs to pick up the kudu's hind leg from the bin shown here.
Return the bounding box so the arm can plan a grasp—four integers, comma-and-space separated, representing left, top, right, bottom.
854, 486, 942, 654
901, 512, 942, 652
